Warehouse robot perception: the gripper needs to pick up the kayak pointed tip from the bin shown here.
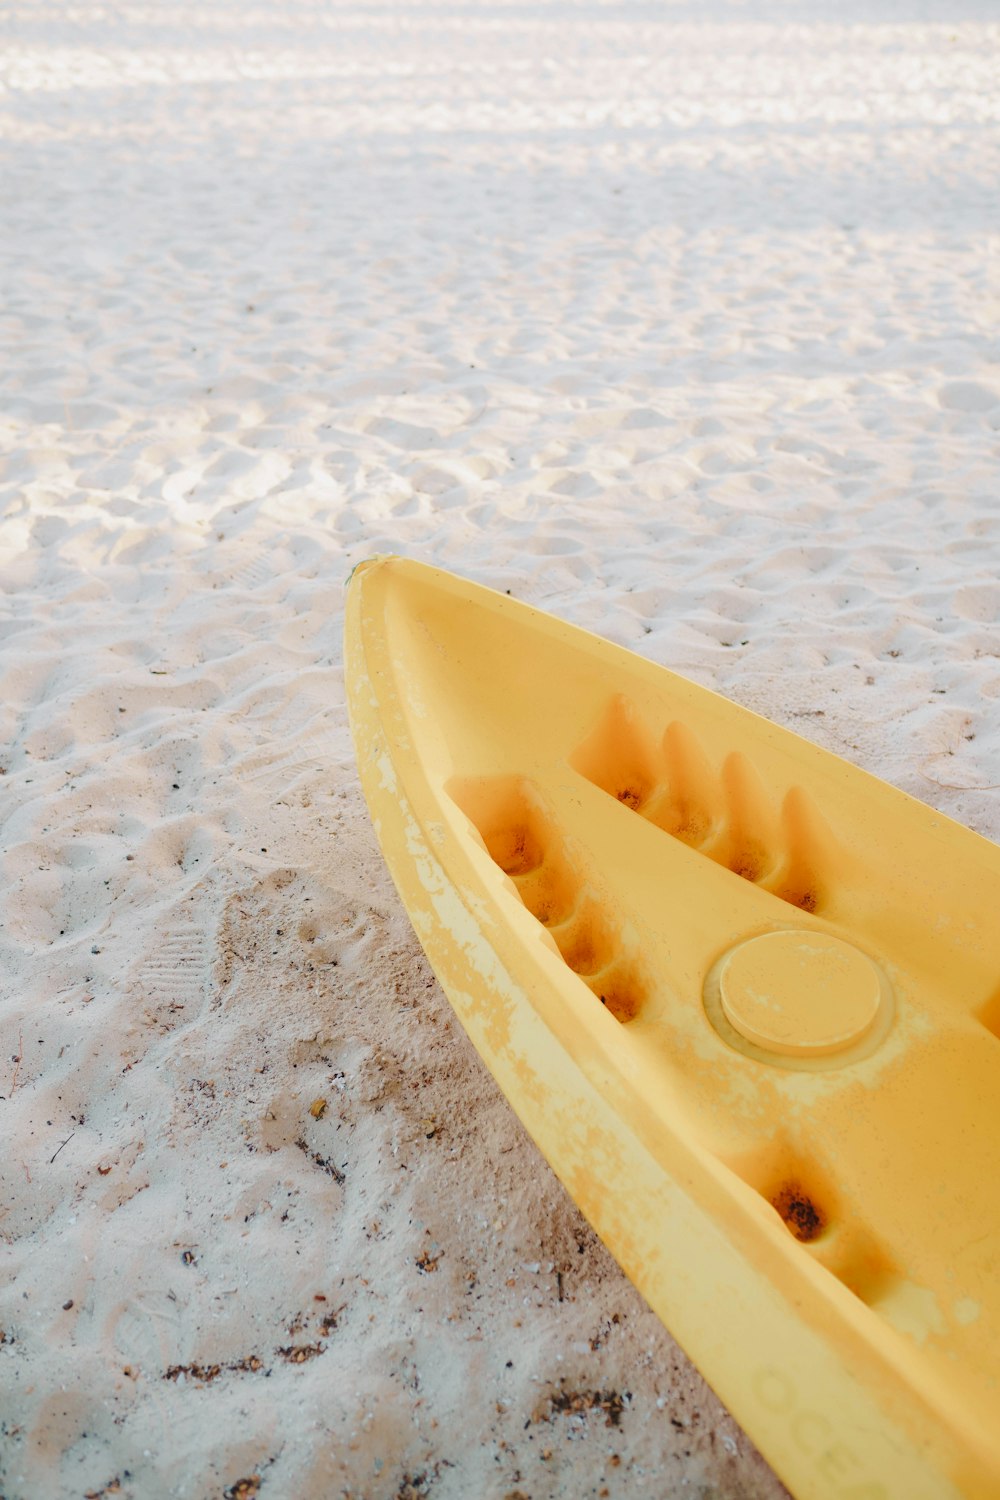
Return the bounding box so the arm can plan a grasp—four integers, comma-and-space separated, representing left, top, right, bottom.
346, 553, 401, 591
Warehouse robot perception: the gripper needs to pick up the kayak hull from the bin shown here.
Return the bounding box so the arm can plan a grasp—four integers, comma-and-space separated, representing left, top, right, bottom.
345, 556, 1000, 1500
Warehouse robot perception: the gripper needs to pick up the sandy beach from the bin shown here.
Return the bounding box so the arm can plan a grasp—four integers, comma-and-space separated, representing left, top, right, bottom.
2, 1, 999, 1496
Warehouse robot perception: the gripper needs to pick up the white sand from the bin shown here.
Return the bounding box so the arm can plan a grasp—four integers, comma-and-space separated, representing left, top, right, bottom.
2, 1, 999, 1496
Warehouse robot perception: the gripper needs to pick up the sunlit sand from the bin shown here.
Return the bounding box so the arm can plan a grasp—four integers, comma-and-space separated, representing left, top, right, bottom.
2, 1, 998, 1495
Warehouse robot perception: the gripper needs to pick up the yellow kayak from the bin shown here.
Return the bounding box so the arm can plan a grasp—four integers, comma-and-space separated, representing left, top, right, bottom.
345, 555, 1000, 1500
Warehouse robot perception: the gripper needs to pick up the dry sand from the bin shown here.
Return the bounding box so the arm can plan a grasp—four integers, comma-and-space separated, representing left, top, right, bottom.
2, 1, 999, 1496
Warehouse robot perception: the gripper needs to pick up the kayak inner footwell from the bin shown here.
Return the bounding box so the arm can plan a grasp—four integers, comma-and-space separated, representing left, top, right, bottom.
441, 691, 1000, 1447
448, 767, 908, 1321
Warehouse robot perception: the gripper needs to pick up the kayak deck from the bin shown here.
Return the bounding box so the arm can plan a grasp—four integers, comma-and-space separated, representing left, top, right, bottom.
345, 556, 1000, 1500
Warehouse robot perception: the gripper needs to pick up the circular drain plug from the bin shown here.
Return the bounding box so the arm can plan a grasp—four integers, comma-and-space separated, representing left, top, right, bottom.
716, 931, 885, 1062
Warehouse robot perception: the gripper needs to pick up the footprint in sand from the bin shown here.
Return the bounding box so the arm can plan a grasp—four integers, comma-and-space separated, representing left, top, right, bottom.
937, 381, 998, 414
